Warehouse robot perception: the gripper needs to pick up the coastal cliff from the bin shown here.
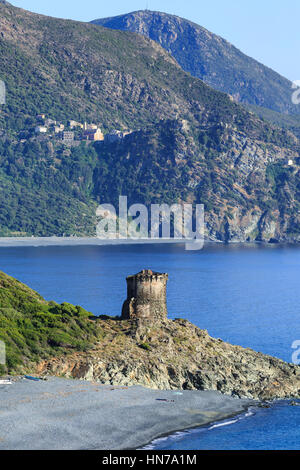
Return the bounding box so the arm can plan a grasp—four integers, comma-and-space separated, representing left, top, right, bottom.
37, 316, 300, 400
0, 269, 299, 400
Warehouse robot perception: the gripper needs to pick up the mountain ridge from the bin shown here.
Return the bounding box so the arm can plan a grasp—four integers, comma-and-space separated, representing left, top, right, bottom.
0, 2, 299, 241
92, 10, 300, 119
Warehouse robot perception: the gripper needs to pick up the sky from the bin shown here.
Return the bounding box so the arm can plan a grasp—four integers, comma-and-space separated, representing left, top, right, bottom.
10, 0, 300, 81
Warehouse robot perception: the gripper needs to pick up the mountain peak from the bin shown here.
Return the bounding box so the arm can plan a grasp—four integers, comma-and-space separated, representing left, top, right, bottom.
92, 11, 299, 118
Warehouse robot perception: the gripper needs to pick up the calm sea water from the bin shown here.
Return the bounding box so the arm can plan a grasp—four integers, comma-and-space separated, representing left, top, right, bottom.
0, 243, 299, 449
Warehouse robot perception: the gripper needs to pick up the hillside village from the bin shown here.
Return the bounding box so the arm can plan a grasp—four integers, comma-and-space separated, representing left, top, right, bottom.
18, 114, 133, 148
15, 113, 299, 169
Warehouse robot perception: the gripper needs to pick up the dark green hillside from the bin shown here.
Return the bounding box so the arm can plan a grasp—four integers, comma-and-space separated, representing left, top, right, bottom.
0, 270, 100, 374
0, 2, 298, 241
0, 117, 299, 240
0, 2, 244, 132
0, 140, 98, 236
245, 104, 300, 139
0, 1, 294, 144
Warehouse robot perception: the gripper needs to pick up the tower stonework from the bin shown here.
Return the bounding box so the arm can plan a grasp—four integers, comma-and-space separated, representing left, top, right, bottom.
122, 270, 168, 322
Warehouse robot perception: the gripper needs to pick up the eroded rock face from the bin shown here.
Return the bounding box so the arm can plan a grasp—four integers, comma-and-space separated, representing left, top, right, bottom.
92, 10, 300, 118
37, 318, 300, 401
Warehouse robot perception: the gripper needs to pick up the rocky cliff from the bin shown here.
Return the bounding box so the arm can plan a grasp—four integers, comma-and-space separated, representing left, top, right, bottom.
95, 119, 300, 243
92, 10, 300, 118
1, 269, 299, 400
37, 317, 300, 400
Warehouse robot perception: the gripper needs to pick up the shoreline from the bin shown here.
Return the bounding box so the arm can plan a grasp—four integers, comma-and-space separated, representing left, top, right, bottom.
140, 408, 255, 450
0, 236, 298, 248
0, 377, 253, 450
0, 237, 199, 247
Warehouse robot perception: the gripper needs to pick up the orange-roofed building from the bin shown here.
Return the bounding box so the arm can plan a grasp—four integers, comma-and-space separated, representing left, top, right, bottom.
83, 128, 104, 141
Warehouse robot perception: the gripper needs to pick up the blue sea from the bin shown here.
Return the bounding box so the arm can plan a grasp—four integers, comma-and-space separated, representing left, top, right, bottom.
0, 242, 299, 450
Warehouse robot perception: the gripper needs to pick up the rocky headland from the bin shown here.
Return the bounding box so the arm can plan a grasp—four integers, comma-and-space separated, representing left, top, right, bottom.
37, 315, 300, 401
1, 267, 299, 450
35, 270, 300, 401
1, 268, 299, 401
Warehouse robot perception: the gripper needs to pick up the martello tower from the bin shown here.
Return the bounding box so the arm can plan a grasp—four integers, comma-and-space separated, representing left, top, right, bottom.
122, 269, 168, 322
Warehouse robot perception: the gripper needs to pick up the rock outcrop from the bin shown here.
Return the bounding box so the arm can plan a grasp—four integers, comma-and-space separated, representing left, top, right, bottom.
37, 317, 300, 400
36, 270, 300, 401
2, 267, 298, 401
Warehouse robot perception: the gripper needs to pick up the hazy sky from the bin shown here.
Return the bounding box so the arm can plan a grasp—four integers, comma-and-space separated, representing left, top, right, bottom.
11, 0, 300, 81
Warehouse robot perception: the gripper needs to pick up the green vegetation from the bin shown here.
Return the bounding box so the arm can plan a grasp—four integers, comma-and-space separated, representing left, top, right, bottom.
0, 2, 295, 144
0, 117, 299, 240
265, 163, 299, 213
0, 2, 298, 240
246, 105, 300, 139
0, 140, 98, 236
0, 271, 100, 374
139, 342, 151, 351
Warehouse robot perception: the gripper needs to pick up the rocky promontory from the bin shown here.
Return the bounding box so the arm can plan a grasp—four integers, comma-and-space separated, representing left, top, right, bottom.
37, 270, 300, 401
1, 269, 299, 401
37, 315, 300, 400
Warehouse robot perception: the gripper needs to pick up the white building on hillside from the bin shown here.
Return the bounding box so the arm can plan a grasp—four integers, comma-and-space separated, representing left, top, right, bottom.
35, 126, 47, 134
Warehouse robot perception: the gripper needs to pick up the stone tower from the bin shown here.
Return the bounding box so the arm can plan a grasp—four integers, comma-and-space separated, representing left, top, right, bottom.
122, 269, 168, 322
